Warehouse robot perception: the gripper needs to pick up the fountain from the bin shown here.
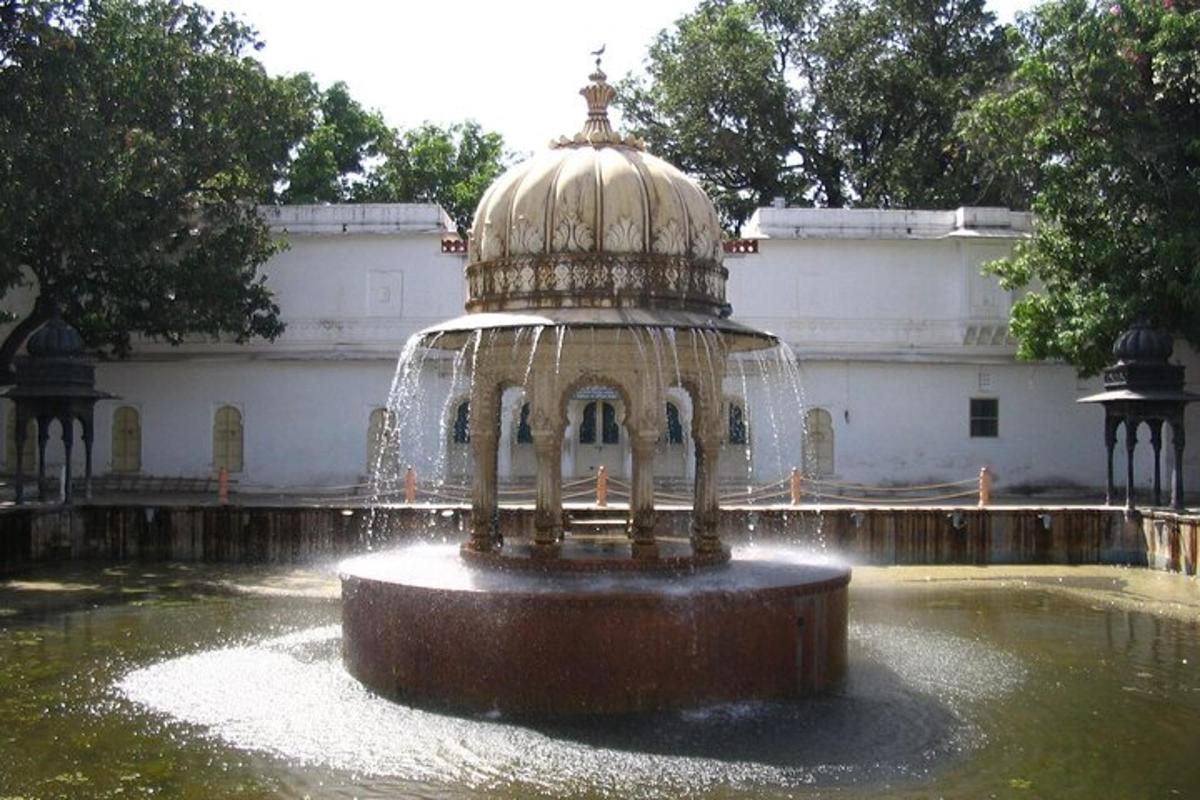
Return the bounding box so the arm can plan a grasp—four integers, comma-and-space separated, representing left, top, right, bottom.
340, 64, 851, 714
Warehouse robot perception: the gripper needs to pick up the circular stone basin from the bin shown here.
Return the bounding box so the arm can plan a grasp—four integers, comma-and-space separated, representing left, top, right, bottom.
341, 545, 851, 715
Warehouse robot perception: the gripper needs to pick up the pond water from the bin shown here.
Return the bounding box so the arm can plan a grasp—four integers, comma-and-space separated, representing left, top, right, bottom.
0, 560, 1197, 799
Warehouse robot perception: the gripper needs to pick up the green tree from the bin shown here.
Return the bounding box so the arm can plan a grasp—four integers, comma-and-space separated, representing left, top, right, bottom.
808, 0, 1017, 208
617, 2, 805, 228
0, 0, 311, 381
961, 0, 1200, 374
617, 0, 1016, 227
282, 79, 390, 204
361, 121, 509, 236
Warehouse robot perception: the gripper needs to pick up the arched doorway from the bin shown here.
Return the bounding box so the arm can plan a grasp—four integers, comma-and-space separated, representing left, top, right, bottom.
570, 386, 626, 478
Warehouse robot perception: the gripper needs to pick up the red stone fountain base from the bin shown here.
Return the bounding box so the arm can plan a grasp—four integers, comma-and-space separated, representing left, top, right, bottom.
340, 547, 850, 715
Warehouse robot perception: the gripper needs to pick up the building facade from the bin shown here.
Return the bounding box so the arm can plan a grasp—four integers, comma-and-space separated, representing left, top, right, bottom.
2, 202, 1195, 498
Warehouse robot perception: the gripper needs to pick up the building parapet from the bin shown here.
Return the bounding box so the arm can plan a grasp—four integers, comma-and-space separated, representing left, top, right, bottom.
744, 206, 1033, 240
259, 203, 456, 236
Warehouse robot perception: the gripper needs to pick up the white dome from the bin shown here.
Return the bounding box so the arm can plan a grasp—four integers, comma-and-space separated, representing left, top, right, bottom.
464, 69, 727, 317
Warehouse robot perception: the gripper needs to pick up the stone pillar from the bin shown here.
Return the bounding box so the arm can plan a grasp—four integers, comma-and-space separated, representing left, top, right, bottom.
692, 429, 721, 553
36, 415, 50, 501
467, 381, 500, 552
530, 376, 565, 558
1149, 419, 1164, 507
1171, 420, 1186, 511
1104, 415, 1119, 506
1124, 414, 1138, 511
60, 414, 74, 504
630, 430, 659, 560
532, 427, 563, 557
80, 413, 94, 500
690, 386, 723, 555
13, 406, 28, 505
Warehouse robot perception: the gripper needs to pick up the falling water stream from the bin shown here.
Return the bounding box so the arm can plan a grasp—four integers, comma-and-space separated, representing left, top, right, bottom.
365, 325, 815, 525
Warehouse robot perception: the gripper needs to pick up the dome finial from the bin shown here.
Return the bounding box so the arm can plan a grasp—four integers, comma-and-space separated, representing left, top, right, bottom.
549, 51, 643, 150
580, 50, 616, 141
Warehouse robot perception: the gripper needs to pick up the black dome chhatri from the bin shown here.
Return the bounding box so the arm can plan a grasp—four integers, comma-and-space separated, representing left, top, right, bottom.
1080, 318, 1199, 511
25, 314, 85, 359
3, 311, 113, 505
1112, 319, 1174, 364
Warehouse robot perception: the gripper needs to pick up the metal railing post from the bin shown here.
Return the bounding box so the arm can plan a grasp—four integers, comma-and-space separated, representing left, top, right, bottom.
596, 465, 608, 507
404, 466, 417, 505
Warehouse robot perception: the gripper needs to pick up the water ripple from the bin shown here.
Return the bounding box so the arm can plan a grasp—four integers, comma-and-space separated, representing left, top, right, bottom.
118, 622, 1025, 797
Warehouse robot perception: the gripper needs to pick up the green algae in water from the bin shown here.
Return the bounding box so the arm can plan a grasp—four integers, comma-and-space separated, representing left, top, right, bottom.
0, 563, 1197, 799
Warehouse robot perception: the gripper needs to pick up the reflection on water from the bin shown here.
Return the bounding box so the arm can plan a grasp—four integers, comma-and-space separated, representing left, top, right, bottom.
0, 564, 1197, 799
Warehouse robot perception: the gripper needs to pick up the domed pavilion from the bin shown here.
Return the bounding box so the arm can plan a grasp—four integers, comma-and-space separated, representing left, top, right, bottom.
341, 65, 850, 715
421, 64, 775, 565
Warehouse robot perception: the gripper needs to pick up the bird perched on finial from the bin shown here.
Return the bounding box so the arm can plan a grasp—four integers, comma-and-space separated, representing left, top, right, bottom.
591, 44, 606, 71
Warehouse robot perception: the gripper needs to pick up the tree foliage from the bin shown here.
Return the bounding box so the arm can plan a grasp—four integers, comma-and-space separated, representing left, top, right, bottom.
276, 85, 510, 237
961, 0, 1200, 374
0, 0, 312, 380
359, 121, 509, 237
808, 0, 1017, 208
618, 2, 803, 228
281, 79, 390, 204
617, 0, 1017, 228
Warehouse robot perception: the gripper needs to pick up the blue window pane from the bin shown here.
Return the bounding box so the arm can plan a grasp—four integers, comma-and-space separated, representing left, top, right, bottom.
728, 404, 747, 446
580, 402, 596, 444
452, 401, 470, 444
517, 403, 532, 444
665, 402, 683, 444
602, 402, 619, 444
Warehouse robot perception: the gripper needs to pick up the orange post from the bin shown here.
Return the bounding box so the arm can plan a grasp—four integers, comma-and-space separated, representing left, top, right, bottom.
404, 466, 417, 505
978, 466, 991, 508
596, 465, 608, 508
217, 466, 229, 505
790, 467, 802, 506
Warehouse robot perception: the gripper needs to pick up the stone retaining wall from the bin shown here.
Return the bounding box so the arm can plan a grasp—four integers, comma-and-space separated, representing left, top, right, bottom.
0, 503, 1194, 576
1139, 510, 1200, 575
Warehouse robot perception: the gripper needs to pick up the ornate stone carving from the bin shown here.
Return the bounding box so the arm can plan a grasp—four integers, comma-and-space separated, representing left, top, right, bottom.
652, 218, 686, 256
692, 223, 719, 262
510, 215, 544, 254
552, 203, 594, 252
605, 216, 641, 251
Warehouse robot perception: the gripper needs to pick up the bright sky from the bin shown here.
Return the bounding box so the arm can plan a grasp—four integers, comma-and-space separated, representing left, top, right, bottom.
202, 0, 1036, 156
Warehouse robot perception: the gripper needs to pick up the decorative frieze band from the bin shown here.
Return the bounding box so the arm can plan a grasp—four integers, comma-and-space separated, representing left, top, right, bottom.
466, 253, 728, 315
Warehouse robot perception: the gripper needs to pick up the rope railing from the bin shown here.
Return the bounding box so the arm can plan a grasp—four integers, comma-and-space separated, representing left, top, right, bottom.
790, 467, 991, 507
796, 488, 979, 504
334, 466, 994, 509
802, 476, 976, 492
719, 487, 792, 504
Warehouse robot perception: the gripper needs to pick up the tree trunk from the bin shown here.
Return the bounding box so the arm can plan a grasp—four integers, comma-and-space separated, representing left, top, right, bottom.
0, 300, 51, 385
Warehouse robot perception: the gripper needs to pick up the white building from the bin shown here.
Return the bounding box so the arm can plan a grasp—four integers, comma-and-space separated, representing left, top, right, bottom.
3, 202, 1196, 498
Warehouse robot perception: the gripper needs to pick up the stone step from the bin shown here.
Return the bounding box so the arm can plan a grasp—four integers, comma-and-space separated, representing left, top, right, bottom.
566, 513, 630, 539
